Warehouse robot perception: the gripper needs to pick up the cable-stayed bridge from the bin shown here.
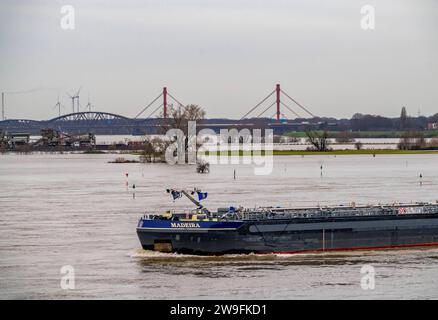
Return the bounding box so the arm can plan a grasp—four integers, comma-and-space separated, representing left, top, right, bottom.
0, 85, 324, 135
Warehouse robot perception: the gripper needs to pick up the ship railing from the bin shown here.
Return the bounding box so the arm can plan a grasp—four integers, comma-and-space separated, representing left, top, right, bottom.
143, 204, 438, 220
239, 204, 438, 220
143, 208, 207, 219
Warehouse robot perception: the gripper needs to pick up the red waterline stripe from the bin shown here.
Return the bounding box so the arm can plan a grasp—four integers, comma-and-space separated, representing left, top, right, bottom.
256, 242, 438, 255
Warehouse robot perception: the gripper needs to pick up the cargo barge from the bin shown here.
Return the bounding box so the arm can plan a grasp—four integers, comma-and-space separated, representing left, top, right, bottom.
136, 189, 438, 255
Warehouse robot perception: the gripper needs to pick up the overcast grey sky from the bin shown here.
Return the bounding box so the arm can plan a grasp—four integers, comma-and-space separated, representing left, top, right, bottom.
0, 0, 437, 120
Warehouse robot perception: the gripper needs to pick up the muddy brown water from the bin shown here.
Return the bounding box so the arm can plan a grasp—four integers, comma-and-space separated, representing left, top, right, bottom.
1, 153, 438, 299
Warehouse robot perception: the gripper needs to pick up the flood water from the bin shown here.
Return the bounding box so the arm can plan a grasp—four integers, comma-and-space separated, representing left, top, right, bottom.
1, 153, 438, 299
28, 135, 410, 150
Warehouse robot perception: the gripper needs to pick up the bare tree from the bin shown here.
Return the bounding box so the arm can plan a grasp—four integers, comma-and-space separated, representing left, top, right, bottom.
196, 160, 210, 173
305, 130, 330, 151
158, 104, 205, 135
157, 104, 206, 162
354, 141, 363, 150
184, 104, 206, 122
0, 130, 7, 151
400, 106, 408, 129
140, 136, 172, 163
141, 105, 206, 163
428, 137, 438, 149
398, 130, 426, 150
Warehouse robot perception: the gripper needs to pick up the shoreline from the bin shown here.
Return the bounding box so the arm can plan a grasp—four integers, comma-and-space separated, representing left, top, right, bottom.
3, 149, 438, 156
199, 149, 438, 156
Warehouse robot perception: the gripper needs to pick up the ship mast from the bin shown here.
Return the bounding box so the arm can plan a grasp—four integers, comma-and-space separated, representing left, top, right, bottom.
168, 188, 211, 215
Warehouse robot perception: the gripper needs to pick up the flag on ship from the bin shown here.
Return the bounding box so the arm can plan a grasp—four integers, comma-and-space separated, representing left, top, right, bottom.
197, 191, 208, 201
170, 190, 182, 200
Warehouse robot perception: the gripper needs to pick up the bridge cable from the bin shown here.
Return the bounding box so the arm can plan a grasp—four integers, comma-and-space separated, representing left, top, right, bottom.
240, 89, 275, 120
134, 93, 163, 119
280, 89, 315, 118
256, 101, 276, 118
167, 92, 185, 107
3, 87, 59, 94
280, 101, 302, 118
146, 103, 164, 119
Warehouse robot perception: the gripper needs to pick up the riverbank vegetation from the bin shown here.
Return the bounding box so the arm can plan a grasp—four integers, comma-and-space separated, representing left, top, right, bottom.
108, 157, 139, 163
139, 104, 206, 163
284, 129, 438, 139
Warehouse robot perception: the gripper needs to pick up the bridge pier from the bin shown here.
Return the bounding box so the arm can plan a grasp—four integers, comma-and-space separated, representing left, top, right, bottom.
163, 87, 167, 119
276, 84, 280, 122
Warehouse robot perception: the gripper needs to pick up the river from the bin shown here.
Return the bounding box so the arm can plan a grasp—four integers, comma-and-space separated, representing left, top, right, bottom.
1, 153, 438, 299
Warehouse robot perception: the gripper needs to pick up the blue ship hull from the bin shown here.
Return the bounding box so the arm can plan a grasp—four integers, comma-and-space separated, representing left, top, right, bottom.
136, 213, 438, 255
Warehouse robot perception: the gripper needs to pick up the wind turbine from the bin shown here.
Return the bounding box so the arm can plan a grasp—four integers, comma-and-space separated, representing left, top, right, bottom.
75, 86, 82, 112
85, 93, 93, 112
66, 91, 76, 113
66, 86, 82, 113
53, 93, 65, 117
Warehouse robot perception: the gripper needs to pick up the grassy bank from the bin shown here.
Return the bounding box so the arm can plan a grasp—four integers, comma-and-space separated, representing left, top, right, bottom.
284, 130, 438, 139
199, 149, 438, 156
272, 149, 438, 155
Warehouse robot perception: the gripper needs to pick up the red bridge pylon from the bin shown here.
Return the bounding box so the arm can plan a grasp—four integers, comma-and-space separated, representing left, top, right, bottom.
135, 87, 184, 119
240, 84, 315, 122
